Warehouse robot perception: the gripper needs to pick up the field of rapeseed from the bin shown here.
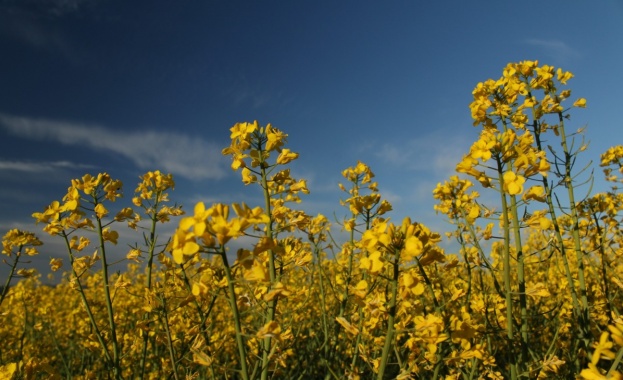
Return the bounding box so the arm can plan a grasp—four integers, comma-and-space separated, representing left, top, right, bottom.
1, 61, 623, 379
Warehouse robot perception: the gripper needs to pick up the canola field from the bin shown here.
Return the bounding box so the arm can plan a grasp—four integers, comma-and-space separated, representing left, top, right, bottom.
2, 61, 623, 379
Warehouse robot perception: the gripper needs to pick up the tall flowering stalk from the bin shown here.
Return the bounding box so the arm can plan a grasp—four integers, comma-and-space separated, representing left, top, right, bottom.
337, 161, 391, 377
33, 173, 125, 379
124, 171, 185, 378
0, 229, 42, 307
449, 60, 589, 376
358, 216, 446, 378
170, 121, 310, 378
169, 201, 267, 380
223, 121, 310, 380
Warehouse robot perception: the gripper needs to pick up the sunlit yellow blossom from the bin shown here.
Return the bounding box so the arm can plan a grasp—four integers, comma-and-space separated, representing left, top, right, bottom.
591, 332, 616, 365
241, 167, 257, 184
49, 258, 63, 271
94, 203, 108, 219
126, 248, 142, 262
580, 363, 623, 380
276, 148, 299, 165
522, 185, 547, 202
256, 321, 282, 341
470, 136, 495, 161
403, 236, 423, 259
0, 363, 17, 379
102, 228, 119, 244
502, 171, 525, 195
265, 124, 287, 152
180, 202, 211, 236
526, 282, 551, 298
335, 317, 359, 336
264, 282, 291, 301
359, 250, 385, 274
228, 120, 257, 146
2, 229, 42, 256
573, 98, 587, 108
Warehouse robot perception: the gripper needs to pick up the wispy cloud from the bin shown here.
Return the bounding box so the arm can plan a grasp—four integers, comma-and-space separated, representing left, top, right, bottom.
374, 132, 469, 177
0, 160, 94, 172
369, 131, 474, 226
0, 113, 228, 180
522, 39, 581, 62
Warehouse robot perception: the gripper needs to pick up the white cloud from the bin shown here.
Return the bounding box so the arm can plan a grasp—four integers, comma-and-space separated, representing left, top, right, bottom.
0, 113, 228, 180
374, 131, 470, 177
522, 39, 581, 62
0, 160, 94, 172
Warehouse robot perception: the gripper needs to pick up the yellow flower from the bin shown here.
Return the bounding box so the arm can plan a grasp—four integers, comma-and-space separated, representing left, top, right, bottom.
114, 207, 134, 221
359, 250, 385, 274
579, 364, 617, 380
69, 236, 90, 251
591, 332, 616, 365
49, 258, 63, 272
2, 229, 42, 256
401, 273, 425, 296
289, 179, 309, 194
94, 203, 108, 219
525, 282, 551, 299
470, 136, 495, 161
265, 123, 287, 152
228, 121, 257, 145
573, 98, 587, 108
244, 261, 269, 282
256, 321, 282, 342
180, 202, 210, 236
556, 68, 574, 84
502, 171, 525, 195
102, 228, 119, 244
335, 317, 359, 336
0, 363, 17, 379
241, 168, 257, 184
522, 186, 546, 202
403, 236, 423, 260
276, 148, 299, 165
126, 248, 142, 262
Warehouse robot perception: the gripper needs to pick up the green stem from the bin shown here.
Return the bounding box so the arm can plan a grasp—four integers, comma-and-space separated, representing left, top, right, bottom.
62, 232, 115, 371
558, 114, 591, 346
508, 195, 529, 362
0, 247, 20, 307
349, 211, 372, 376
95, 208, 123, 379
593, 211, 614, 323
313, 243, 331, 370
496, 156, 518, 380
160, 296, 180, 380
259, 159, 277, 380
531, 120, 581, 314
376, 248, 399, 380
140, 195, 160, 379
531, 118, 585, 372
220, 246, 250, 380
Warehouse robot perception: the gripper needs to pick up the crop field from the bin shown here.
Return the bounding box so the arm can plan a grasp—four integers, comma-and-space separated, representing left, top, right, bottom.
1, 61, 622, 379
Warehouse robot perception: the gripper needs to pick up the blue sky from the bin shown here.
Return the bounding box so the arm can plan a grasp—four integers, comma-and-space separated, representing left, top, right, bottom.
1, 1, 622, 281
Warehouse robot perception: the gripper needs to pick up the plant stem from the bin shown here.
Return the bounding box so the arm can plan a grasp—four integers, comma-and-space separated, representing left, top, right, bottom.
95, 211, 123, 380
497, 157, 518, 380
220, 246, 250, 380
377, 248, 399, 380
